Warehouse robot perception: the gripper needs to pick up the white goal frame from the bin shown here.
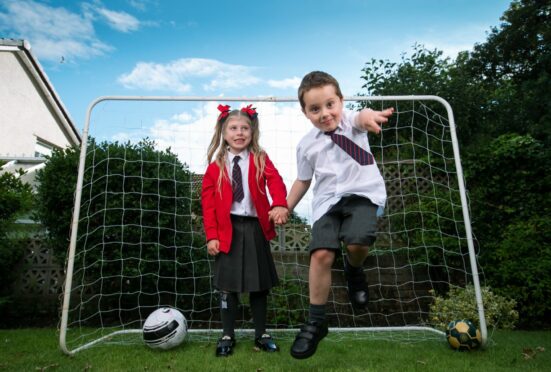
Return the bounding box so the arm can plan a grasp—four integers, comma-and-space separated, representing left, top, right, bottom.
59, 95, 487, 355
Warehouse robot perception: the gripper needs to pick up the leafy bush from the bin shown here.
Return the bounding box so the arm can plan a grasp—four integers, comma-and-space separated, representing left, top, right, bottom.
429, 285, 518, 331
466, 134, 550, 240
466, 134, 551, 328
489, 216, 551, 329
0, 166, 34, 308
268, 276, 308, 327
34, 139, 209, 324
387, 172, 472, 293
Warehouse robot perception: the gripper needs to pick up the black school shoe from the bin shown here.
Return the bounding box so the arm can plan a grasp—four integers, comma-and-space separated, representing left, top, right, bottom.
254, 334, 279, 352
290, 321, 328, 359
344, 260, 369, 309
215, 335, 236, 357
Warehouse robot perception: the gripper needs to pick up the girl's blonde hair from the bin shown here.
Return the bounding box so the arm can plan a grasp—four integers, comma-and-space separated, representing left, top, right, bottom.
206, 108, 266, 193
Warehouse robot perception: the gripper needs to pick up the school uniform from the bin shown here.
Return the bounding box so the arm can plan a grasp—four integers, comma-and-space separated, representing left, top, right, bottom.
201, 150, 287, 292
296, 109, 387, 250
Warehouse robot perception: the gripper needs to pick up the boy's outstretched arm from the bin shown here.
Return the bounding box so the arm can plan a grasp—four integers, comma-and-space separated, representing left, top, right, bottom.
287, 179, 312, 213
356, 107, 395, 134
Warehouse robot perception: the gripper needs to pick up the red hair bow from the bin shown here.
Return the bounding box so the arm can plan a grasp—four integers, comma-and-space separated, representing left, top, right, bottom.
217, 104, 231, 120
241, 104, 258, 119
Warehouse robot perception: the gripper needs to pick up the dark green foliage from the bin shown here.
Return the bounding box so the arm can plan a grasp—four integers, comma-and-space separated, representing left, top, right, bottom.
33, 145, 80, 262
358, 0, 551, 328
467, 0, 551, 145
34, 139, 210, 326
467, 135, 551, 328
0, 165, 34, 307
359, 44, 491, 151
288, 211, 308, 225
490, 217, 551, 328
268, 276, 308, 327
465, 134, 550, 242
389, 181, 471, 292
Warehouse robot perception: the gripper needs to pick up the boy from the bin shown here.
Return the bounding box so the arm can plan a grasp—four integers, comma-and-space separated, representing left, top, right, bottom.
282, 71, 393, 359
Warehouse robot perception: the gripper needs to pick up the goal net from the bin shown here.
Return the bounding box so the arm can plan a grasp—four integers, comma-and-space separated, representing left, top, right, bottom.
59, 96, 486, 354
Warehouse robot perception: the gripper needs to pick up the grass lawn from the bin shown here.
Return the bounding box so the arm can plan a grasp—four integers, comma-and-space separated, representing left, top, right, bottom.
0, 329, 550, 371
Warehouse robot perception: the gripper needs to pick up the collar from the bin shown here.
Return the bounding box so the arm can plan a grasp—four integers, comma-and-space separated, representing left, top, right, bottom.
315, 123, 344, 139
227, 149, 250, 164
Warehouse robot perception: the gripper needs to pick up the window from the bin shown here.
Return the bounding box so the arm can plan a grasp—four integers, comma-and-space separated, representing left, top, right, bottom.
35, 139, 53, 158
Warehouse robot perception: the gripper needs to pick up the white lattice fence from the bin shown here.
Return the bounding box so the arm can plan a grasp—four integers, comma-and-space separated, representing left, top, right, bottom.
14, 160, 444, 300
14, 239, 64, 298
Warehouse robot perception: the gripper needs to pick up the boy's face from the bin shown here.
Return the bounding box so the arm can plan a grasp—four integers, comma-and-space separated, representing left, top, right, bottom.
302, 84, 343, 132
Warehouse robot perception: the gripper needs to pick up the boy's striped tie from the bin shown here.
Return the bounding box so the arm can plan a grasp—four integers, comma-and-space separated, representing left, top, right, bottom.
325, 131, 374, 165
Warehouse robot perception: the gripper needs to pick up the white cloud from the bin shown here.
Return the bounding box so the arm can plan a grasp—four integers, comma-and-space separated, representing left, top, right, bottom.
267, 77, 301, 90
403, 24, 490, 59
171, 112, 193, 122
117, 61, 193, 93
0, 0, 146, 61
0, 0, 112, 61
127, 0, 154, 11
95, 7, 140, 33
118, 58, 261, 93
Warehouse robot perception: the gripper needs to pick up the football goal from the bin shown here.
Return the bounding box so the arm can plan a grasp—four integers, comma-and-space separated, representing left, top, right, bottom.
59, 96, 487, 355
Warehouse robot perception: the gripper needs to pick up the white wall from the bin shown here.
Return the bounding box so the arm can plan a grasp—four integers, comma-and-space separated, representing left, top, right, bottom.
0, 51, 72, 157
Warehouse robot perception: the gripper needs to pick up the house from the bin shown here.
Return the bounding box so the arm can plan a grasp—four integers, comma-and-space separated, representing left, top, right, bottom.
0, 38, 80, 187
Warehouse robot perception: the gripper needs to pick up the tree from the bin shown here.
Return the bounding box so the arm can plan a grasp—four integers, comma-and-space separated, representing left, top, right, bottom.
464, 134, 551, 328
359, 44, 491, 151
0, 165, 33, 308
35, 139, 209, 323
357, 0, 551, 327
467, 0, 551, 145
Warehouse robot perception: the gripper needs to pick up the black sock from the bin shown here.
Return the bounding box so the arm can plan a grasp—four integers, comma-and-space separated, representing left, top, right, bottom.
220, 292, 238, 338
346, 256, 364, 273
250, 290, 268, 339
309, 303, 326, 324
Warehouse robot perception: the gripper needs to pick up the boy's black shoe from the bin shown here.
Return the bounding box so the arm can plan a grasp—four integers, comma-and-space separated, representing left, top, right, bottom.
290, 321, 328, 359
254, 334, 279, 352
344, 260, 369, 309
215, 336, 236, 357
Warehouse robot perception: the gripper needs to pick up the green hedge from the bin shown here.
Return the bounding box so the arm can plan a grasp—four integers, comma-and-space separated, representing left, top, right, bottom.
0, 166, 33, 310
34, 139, 210, 325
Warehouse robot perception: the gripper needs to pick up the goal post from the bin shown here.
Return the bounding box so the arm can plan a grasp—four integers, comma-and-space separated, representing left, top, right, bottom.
59, 95, 487, 355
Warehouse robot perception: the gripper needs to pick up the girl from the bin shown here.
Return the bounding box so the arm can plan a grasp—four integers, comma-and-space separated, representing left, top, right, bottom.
201, 104, 289, 357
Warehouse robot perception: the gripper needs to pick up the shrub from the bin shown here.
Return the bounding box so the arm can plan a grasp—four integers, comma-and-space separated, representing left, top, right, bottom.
0, 166, 34, 309
490, 216, 551, 329
465, 134, 551, 328
34, 139, 209, 324
268, 276, 308, 327
429, 285, 518, 330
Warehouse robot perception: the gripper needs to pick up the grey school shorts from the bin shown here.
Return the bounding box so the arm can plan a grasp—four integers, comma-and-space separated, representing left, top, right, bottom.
309, 195, 378, 253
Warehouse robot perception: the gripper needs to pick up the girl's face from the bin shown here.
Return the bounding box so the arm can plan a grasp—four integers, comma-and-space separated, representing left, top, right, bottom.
223, 116, 252, 154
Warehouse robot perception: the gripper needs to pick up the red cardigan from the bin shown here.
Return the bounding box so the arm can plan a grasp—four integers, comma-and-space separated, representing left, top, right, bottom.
201, 153, 288, 254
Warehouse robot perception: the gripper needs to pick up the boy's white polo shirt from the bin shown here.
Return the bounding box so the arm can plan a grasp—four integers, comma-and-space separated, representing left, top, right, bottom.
296, 109, 387, 224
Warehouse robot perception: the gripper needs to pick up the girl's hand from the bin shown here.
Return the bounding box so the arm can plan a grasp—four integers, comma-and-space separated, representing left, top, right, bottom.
207, 239, 220, 256
270, 206, 289, 225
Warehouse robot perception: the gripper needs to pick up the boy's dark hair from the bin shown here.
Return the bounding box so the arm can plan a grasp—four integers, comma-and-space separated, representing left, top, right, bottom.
298, 71, 343, 109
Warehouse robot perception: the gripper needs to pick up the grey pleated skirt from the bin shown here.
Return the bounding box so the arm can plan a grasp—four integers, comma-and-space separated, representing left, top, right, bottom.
213, 214, 279, 293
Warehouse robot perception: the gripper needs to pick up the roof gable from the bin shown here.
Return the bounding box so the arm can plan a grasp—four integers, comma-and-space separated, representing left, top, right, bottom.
0, 38, 81, 148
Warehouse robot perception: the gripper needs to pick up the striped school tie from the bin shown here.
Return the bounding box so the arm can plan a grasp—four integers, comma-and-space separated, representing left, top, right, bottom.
232, 156, 244, 202
325, 130, 374, 165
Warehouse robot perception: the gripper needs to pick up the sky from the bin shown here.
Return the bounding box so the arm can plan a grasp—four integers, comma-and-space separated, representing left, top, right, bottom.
0, 0, 513, 129
1, 0, 512, 217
